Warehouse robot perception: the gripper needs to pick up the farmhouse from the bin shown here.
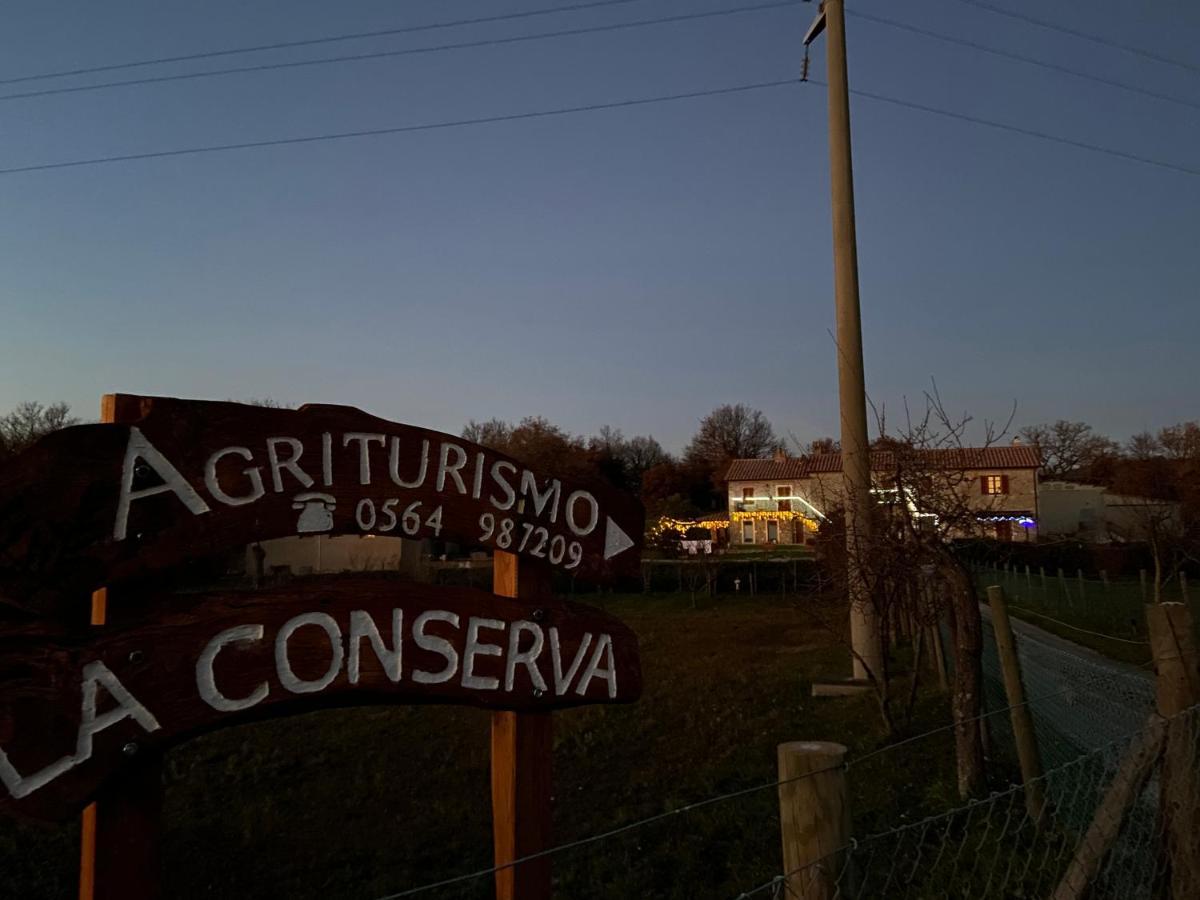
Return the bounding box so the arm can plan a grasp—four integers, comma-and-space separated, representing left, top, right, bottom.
722, 445, 1042, 546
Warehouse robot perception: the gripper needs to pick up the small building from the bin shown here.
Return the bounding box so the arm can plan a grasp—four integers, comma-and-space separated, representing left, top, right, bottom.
245, 535, 425, 578
724, 455, 823, 546
1039, 481, 1180, 542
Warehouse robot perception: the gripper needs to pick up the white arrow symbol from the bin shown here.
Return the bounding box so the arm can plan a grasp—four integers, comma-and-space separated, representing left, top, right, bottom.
603, 516, 635, 560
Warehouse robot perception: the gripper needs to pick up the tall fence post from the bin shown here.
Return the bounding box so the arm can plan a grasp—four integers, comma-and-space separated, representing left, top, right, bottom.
1146, 602, 1200, 898
1100, 569, 1109, 590
1039, 565, 1046, 591
1058, 568, 1069, 606
1025, 564, 1032, 589
986, 585, 1045, 820
778, 742, 850, 900
1077, 569, 1086, 602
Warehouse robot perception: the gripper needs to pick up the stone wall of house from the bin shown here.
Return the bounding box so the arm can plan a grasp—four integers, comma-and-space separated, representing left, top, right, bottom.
804, 466, 1040, 542
727, 478, 815, 545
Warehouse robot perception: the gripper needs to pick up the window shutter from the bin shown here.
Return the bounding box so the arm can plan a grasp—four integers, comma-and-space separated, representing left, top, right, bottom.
1001, 474, 1009, 494
980, 475, 988, 495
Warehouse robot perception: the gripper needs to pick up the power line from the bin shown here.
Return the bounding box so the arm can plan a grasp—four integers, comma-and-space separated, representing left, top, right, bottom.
0, 1, 804, 106
847, 9, 1200, 115
0, 0, 654, 86
946, 0, 1200, 77
813, 79, 1200, 178
0, 78, 802, 176
2, 76, 1196, 179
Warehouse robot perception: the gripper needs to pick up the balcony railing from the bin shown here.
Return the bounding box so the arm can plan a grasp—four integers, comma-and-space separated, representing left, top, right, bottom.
733, 499, 795, 513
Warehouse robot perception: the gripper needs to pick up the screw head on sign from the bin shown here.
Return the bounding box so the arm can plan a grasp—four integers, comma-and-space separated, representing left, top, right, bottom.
128, 650, 145, 665
532, 608, 546, 622
122, 742, 138, 757
533, 688, 545, 699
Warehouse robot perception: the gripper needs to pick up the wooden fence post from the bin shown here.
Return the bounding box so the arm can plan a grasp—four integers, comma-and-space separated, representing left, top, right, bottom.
80, 394, 163, 900
1039, 566, 1046, 591
986, 585, 1045, 820
778, 742, 849, 900
1077, 569, 1086, 602
1146, 601, 1200, 899
491, 551, 553, 900
1100, 569, 1109, 590
1140, 569, 1148, 603
1058, 568, 1069, 605
1025, 564, 1032, 589
1051, 715, 1167, 900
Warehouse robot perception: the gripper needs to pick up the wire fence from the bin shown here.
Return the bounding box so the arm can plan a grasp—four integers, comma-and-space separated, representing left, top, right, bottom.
971, 561, 1200, 649
368, 605, 1190, 900
737, 703, 1199, 900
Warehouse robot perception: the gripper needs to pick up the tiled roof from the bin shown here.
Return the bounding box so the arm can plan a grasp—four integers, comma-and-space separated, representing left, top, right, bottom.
724, 446, 1039, 482
724, 458, 811, 481
805, 446, 1041, 473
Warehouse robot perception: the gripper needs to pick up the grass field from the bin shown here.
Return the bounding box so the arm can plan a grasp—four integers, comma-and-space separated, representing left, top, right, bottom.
975, 565, 1200, 666
1, 592, 975, 900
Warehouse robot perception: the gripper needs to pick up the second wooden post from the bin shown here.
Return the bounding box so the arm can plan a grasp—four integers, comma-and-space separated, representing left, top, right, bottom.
986, 584, 1045, 820
491, 550, 554, 900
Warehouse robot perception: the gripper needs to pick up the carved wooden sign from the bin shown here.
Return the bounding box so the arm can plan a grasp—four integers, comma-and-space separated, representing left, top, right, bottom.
0, 395, 644, 610
0, 577, 641, 821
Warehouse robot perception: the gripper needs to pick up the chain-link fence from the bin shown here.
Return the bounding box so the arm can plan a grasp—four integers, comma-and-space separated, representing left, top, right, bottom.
972, 561, 1200, 650
738, 704, 1200, 900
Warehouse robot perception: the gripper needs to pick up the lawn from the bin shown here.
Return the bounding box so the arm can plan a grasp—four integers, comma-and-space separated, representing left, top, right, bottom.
1, 591, 970, 900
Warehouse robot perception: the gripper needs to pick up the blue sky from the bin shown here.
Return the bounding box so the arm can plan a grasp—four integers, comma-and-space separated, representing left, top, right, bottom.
1, 0, 1197, 453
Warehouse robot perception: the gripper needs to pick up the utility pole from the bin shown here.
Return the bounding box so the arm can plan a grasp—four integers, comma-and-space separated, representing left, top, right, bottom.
805, 0, 882, 682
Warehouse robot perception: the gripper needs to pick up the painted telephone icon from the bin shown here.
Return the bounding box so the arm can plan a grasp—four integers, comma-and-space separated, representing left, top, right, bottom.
292, 492, 336, 534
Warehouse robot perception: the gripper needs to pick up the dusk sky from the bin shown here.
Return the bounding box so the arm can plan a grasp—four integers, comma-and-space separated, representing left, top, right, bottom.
1, 0, 1197, 453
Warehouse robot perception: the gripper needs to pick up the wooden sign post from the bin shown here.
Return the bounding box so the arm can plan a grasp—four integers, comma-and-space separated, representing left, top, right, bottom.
492, 551, 552, 900
81, 394, 163, 900
0, 395, 645, 897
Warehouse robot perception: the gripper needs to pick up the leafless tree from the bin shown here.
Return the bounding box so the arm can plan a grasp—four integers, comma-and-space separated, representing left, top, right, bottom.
462, 417, 514, 449
684, 403, 782, 468
0, 401, 79, 460
1017, 419, 1118, 481
809, 389, 1015, 798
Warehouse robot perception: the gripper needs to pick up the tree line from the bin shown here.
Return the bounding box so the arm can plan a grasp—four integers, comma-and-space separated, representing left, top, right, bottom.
4, 399, 1198, 516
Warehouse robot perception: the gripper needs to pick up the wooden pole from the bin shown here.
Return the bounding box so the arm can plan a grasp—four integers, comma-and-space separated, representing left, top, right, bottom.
986, 585, 1045, 820
1025, 564, 1032, 589
491, 551, 553, 900
1051, 715, 1167, 900
816, 0, 883, 684
81, 394, 163, 900
1146, 601, 1200, 899
1077, 569, 1086, 602
1039, 565, 1046, 591
778, 741, 849, 900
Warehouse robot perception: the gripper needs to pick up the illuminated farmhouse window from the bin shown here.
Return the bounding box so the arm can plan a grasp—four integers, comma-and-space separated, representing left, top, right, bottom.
777, 485, 792, 511
742, 487, 755, 502
982, 475, 1008, 495
742, 521, 754, 543
767, 520, 778, 543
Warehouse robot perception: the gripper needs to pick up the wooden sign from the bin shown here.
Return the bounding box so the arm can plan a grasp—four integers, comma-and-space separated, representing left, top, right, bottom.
0, 576, 641, 822
0, 395, 644, 611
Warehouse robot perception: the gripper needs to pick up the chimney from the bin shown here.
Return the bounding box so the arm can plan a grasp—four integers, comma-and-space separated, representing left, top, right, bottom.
1011, 436, 1022, 447
773, 447, 787, 463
